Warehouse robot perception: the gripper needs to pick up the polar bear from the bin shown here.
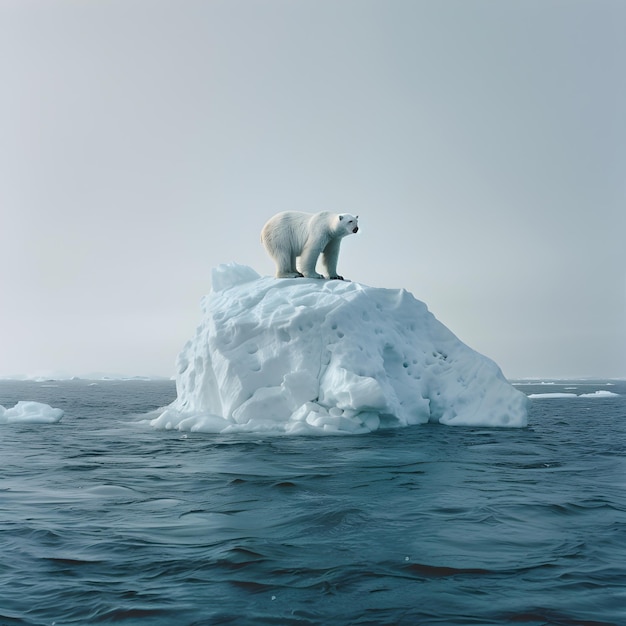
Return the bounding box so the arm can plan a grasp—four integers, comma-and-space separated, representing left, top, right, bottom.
261, 211, 359, 280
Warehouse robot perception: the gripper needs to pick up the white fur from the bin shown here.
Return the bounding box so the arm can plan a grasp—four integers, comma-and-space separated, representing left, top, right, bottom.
261, 211, 359, 279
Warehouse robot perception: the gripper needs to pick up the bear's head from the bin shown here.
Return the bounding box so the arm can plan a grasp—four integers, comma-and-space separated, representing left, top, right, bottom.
337, 213, 359, 237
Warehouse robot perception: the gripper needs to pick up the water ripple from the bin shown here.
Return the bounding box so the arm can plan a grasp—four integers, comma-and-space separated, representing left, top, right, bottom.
0, 379, 624, 625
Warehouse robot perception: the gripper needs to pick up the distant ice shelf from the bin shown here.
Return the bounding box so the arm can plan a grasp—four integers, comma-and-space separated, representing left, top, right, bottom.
152, 263, 529, 435
0, 373, 171, 382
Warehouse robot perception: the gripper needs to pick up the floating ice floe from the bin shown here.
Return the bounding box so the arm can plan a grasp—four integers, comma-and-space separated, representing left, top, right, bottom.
0, 401, 64, 424
152, 263, 529, 435
529, 390, 620, 399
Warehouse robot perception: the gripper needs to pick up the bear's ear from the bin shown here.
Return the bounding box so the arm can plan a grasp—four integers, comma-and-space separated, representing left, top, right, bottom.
356, 215, 359, 219
339, 214, 344, 220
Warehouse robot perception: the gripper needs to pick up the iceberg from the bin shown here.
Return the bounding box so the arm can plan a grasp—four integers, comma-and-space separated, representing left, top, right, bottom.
152, 264, 529, 435
0, 401, 64, 424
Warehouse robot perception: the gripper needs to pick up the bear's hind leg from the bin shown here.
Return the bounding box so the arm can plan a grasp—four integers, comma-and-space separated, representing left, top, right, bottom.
274, 249, 303, 278
291, 253, 304, 277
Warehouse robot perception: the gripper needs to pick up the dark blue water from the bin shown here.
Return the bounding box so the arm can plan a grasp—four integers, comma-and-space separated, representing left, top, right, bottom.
0, 379, 624, 626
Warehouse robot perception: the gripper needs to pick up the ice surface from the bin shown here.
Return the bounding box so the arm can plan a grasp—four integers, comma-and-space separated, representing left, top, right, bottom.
152, 264, 529, 435
0, 401, 64, 424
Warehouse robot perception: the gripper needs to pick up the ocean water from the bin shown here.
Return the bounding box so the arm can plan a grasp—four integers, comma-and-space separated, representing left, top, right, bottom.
0, 379, 624, 626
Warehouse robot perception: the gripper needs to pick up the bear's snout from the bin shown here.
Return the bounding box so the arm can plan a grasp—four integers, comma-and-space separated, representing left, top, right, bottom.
353, 226, 359, 234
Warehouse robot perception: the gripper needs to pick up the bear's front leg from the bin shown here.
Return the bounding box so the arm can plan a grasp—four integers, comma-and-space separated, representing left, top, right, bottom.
321, 239, 344, 280
299, 242, 325, 279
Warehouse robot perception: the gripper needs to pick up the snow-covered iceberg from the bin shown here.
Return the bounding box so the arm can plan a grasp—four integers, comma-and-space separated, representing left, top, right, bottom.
152, 264, 528, 435
0, 401, 64, 424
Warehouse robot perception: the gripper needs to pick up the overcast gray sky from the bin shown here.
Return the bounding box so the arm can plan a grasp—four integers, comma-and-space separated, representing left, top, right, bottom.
1, 0, 624, 379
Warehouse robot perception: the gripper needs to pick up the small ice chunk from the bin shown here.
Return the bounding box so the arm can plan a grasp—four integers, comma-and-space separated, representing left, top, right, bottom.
0, 401, 64, 424
529, 390, 620, 399
579, 390, 619, 398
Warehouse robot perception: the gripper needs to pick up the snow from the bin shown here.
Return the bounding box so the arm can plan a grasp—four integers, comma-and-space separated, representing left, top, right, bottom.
0, 401, 64, 424
152, 263, 529, 435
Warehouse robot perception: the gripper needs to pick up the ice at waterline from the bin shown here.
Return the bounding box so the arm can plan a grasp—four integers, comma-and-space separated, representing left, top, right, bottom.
152, 264, 528, 435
